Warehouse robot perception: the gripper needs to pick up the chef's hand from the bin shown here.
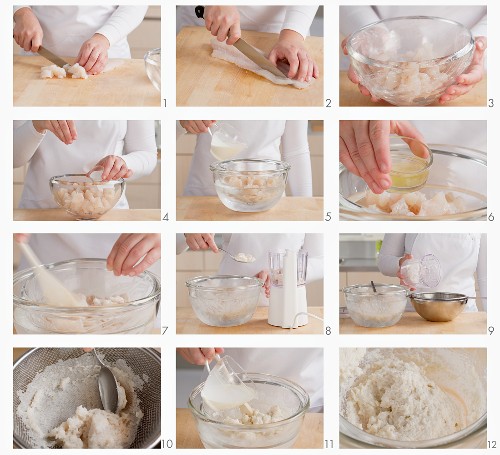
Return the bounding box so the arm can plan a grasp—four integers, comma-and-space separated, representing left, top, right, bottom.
439, 37, 487, 104
340, 120, 426, 194
89, 156, 133, 181
13, 7, 43, 53
180, 120, 216, 134
32, 120, 78, 145
107, 233, 161, 276
14, 233, 31, 243
184, 234, 218, 253
178, 348, 224, 365
76, 33, 110, 75
256, 270, 271, 298
341, 36, 379, 102
397, 253, 415, 290
204, 6, 241, 45
268, 30, 319, 82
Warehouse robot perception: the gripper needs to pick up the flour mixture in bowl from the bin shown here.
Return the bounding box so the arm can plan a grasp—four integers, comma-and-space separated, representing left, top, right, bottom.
14, 349, 161, 449
339, 348, 486, 447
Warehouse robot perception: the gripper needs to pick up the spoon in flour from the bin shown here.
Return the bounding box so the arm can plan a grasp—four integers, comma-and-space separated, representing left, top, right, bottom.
93, 349, 119, 413
17, 242, 82, 307
219, 247, 256, 263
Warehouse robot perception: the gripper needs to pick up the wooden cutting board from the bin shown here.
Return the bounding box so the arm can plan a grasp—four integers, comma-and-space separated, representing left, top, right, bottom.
177, 26, 324, 106
339, 71, 487, 106
13, 56, 160, 106
13, 208, 160, 221
177, 306, 324, 334
176, 408, 323, 448
340, 311, 487, 334
176, 196, 323, 221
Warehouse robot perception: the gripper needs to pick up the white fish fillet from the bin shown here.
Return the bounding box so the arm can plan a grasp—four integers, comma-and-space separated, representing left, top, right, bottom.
210, 39, 311, 90
63, 63, 88, 79
39, 60, 123, 80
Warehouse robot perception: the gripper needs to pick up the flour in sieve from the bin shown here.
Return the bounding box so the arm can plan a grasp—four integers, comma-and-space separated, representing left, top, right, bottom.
16, 352, 147, 448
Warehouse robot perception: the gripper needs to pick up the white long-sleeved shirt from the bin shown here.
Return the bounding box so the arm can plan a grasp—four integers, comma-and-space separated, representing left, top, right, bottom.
378, 233, 486, 311
177, 5, 318, 38
176, 233, 323, 305
177, 120, 312, 197
14, 6, 147, 58
14, 120, 157, 209
339, 6, 487, 71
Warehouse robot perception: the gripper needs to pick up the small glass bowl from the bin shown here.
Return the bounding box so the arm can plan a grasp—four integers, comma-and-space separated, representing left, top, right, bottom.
389, 136, 432, 192
50, 174, 125, 220
210, 159, 290, 212
144, 48, 161, 91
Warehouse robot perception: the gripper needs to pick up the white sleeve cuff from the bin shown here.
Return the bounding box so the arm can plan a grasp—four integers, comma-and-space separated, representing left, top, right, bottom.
282, 6, 318, 38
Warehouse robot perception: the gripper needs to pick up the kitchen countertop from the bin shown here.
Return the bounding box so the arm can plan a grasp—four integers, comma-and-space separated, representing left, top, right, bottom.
13, 56, 159, 106
339, 258, 379, 272
176, 408, 323, 448
177, 26, 323, 106
13, 208, 160, 222
339, 71, 487, 107
177, 306, 323, 334
340, 311, 487, 334
176, 196, 323, 221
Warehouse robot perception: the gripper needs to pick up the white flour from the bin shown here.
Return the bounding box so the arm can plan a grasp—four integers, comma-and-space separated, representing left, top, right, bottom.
16, 353, 147, 448
340, 348, 486, 442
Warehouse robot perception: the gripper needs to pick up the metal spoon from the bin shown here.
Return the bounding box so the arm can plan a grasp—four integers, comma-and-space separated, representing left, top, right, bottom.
218, 247, 256, 263
93, 349, 119, 413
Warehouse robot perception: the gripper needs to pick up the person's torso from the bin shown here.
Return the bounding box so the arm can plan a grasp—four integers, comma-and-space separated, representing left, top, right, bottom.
30, 6, 130, 58
407, 233, 481, 311
20, 120, 129, 208
183, 120, 286, 195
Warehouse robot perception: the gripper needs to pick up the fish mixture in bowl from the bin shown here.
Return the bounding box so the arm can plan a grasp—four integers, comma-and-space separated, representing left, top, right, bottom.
50, 174, 125, 220
346, 16, 475, 106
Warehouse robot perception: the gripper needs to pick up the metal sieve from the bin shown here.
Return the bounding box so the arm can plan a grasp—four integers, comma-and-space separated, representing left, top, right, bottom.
13, 348, 161, 449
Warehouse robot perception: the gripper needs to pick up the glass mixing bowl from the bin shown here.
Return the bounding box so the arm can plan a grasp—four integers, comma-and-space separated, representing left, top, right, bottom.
50, 174, 125, 220
210, 159, 290, 212
189, 373, 310, 449
343, 284, 408, 328
144, 48, 161, 91
346, 16, 475, 106
340, 348, 487, 448
186, 275, 262, 327
339, 145, 487, 220
13, 259, 160, 334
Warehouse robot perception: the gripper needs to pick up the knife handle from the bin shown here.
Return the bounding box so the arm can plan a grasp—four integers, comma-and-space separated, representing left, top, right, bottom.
195, 5, 205, 19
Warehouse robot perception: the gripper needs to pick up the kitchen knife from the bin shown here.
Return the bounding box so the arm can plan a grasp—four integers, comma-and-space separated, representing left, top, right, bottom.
194, 5, 288, 79
38, 46, 69, 67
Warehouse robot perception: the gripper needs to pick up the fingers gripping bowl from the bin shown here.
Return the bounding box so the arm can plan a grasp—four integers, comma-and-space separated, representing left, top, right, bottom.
13, 259, 160, 334
210, 159, 290, 212
189, 373, 310, 449
50, 174, 125, 220
346, 16, 475, 106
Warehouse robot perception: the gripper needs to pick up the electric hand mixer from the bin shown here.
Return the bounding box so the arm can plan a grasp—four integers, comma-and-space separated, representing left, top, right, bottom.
268, 249, 309, 328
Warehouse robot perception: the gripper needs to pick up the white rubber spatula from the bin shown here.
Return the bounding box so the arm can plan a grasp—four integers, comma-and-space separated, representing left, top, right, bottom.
18, 242, 82, 307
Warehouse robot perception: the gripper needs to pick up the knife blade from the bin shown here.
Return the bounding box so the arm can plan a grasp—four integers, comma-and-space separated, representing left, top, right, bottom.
232, 38, 288, 79
38, 46, 69, 68
194, 5, 288, 79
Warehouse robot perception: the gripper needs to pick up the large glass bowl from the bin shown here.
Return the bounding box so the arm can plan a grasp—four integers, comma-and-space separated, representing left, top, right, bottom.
13, 259, 160, 334
186, 275, 262, 327
346, 16, 475, 106
339, 145, 487, 220
343, 284, 408, 328
189, 373, 310, 448
144, 48, 161, 91
210, 159, 290, 212
50, 174, 125, 220
339, 348, 486, 448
